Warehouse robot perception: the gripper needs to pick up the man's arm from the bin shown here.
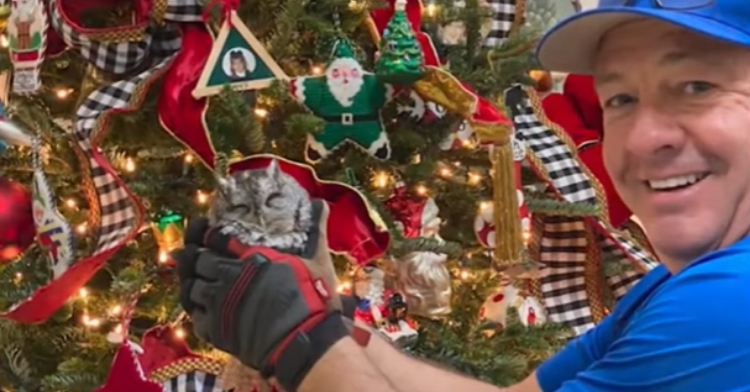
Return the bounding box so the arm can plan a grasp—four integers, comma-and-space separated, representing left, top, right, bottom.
299, 337, 399, 392
300, 314, 616, 392
550, 271, 750, 392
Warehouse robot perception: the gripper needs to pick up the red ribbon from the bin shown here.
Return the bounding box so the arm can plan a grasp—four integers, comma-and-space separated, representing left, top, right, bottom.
202, 0, 239, 24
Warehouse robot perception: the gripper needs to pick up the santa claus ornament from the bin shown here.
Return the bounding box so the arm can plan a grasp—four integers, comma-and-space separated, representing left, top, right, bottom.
289, 39, 393, 164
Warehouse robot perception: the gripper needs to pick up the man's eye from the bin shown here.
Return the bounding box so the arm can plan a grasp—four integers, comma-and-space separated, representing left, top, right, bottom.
603, 94, 636, 108
682, 81, 714, 95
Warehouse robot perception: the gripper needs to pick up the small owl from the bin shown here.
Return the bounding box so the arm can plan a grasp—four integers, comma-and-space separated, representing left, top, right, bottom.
209, 159, 313, 391
208, 158, 313, 252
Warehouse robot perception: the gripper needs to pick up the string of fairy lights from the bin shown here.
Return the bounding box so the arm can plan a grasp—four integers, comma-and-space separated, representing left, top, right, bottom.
2, 1, 506, 340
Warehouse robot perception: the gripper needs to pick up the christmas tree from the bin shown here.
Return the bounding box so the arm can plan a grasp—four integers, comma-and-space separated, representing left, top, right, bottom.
374, 0, 424, 84
0, 0, 657, 391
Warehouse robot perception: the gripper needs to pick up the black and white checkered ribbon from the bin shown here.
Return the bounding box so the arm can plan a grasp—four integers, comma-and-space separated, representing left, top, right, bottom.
162, 371, 224, 392
47, 0, 202, 259
484, 0, 518, 47
453, 0, 519, 47
505, 84, 659, 335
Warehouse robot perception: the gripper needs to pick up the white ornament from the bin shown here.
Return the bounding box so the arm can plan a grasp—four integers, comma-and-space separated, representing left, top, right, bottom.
473, 202, 496, 248
479, 285, 519, 328
517, 296, 547, 327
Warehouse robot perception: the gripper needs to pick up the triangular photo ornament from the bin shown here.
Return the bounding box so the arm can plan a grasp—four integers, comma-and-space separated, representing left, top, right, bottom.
193, 11, 289, 98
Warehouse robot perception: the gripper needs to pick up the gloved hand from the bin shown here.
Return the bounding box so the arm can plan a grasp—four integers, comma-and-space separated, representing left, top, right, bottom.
173, 199, 350, 391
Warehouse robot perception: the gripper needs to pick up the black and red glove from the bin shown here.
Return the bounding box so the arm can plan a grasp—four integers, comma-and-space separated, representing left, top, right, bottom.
173, 200, 351, 391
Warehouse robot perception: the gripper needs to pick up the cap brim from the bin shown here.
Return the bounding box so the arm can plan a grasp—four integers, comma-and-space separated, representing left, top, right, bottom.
537, 7, 750, 75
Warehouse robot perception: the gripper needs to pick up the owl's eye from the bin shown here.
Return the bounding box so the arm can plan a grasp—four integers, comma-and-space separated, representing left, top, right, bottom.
265, 192, 283, 208
229, 205, 250, 214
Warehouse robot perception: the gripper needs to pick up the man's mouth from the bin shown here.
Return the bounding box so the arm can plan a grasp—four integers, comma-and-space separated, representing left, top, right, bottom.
646, 173, 708, 191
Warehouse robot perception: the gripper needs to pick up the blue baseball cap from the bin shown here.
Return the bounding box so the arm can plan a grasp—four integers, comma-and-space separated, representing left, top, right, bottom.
536, 0, 750, 74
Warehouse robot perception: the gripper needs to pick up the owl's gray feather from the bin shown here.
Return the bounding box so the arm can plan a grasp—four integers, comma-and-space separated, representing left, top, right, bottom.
208, 159, 313, 252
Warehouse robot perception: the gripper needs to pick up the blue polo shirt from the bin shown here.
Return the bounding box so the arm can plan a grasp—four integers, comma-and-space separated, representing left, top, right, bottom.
537, 236, 750, 391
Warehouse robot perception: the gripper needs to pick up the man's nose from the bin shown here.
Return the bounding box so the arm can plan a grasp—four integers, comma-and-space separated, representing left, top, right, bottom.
623, 105, 687, 158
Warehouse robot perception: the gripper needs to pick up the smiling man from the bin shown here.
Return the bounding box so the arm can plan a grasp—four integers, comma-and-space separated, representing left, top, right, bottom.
174, 1, 750, 391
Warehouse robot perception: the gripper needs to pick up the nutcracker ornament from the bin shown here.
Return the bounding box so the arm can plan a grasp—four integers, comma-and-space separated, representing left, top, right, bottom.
7, 0, 48, 93
289, 38, 393, 163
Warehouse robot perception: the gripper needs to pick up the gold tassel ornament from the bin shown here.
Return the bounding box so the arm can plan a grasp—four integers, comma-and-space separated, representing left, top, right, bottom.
490, 144, 524, 268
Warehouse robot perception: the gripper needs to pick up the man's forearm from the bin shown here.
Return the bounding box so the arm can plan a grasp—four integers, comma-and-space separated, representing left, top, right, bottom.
360, 322, 543, 392
298, 337, 398, 392
299, 322, 542, 392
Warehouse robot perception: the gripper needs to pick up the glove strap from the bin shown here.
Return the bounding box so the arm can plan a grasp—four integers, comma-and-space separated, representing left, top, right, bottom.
273, 312, 349, 391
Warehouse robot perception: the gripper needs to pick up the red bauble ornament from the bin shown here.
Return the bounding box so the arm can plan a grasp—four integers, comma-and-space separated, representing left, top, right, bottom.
0, 178, 35, 261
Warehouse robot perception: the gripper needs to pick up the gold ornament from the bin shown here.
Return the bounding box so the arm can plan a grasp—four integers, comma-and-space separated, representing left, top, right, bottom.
151, 210, 185, 254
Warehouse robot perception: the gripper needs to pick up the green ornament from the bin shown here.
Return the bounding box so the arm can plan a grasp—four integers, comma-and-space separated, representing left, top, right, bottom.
375, 0, 424, 84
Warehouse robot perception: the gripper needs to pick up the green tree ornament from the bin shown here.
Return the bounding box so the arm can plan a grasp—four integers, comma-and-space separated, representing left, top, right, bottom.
375, 0, 424, 84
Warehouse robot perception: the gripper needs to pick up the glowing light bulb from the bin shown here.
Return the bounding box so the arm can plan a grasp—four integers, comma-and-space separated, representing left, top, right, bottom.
373, 172, 390, 188
415, 185, 428, 196
0, 34, 8, 48
459, 269, 471, 280
174, 328, 186, 339
109, 304, 122, 316
480, 201, 492, 211
468, 172, 482, 185
439, 167, 452, 177
254, 108, 268, 118
311, 65, 323, 75
113, 324, 123, 335
425, 3, 437, 17
13, 272, 22, 283
86, 317, 101, 328
158, 250, 169, 264
65, 198, 77, 208
55, 88, 72, 99
184, 153, 194, 164
196, 190, 209, 204
76, 223, 87, 234
79, 288, 88, 298
124, 157, 136, 172
337, 281, 352, 293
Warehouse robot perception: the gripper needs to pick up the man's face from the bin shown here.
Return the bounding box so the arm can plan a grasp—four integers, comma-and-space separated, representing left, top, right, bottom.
594, 20, 750, 271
